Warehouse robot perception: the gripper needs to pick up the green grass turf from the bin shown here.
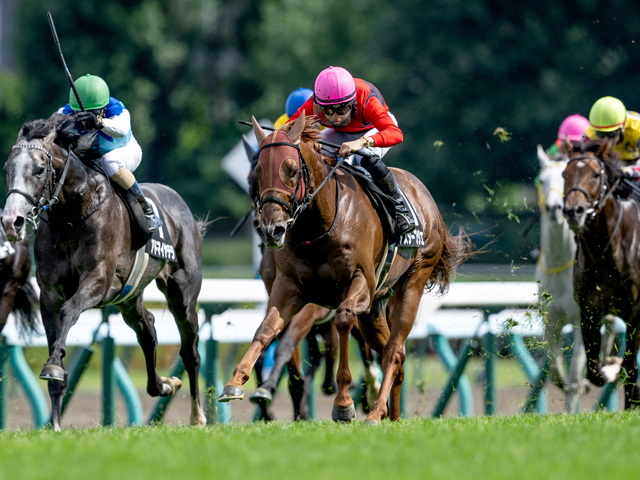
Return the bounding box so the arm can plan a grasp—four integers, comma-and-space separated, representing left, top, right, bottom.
2, 412, 639, 480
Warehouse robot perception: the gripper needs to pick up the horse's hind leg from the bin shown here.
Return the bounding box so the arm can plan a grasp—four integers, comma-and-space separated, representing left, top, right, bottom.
119, 296, 182, 398
287, 346, 307, 420
157, 276, 206, 426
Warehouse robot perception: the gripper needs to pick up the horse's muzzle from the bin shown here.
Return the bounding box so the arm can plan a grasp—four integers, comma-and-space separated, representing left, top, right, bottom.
257, 223, 287, 249
563, 205, 587, 232
1, 213, 25, 242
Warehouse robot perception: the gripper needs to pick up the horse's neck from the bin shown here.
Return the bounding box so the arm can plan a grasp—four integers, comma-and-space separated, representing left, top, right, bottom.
46, 153, 108, 223
539, 213, 576, 268
578, 198, 620, 261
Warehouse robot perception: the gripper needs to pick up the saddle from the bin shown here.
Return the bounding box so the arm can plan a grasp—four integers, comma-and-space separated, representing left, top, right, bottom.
337, 163, 425, 293
338, 162, 424, 248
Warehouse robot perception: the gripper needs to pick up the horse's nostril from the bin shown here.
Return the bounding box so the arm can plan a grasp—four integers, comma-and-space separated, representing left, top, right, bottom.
576, 206, 584, 215
14, 216, 24, 229
273, 226, 286, 240
256, 227, 265, 238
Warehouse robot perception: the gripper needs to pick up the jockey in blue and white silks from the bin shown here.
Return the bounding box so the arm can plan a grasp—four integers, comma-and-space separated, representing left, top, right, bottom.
57, 74, 161, 232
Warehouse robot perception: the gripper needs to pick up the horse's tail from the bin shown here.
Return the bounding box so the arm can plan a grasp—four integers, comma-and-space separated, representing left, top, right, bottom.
12, 279, 40, 338
195, 212, 213, 240
428, 225, 474, 295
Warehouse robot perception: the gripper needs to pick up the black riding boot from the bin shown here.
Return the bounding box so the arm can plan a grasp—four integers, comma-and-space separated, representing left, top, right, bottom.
129, 182, 163, 233
358, 151, 415, 237
376, 171, 415, 237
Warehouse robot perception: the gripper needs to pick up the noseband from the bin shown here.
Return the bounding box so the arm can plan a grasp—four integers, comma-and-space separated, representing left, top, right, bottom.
565, 154, 620, 220
7, 143, 72, 230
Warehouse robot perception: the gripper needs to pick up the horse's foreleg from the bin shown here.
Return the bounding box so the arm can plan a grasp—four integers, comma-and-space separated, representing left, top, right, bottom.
39, 291, 65, 431
331, 274, 371, 423
219, 284, 302, 402
366, 274, 427, 425
351, 325, 380, 412
41, 271, 107, 384
250, 304, 318, 408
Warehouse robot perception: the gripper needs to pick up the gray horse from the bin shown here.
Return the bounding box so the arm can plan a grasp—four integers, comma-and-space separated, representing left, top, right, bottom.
2, 114, 206, 430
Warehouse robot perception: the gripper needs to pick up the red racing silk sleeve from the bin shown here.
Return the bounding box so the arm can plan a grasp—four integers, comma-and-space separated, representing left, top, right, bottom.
362, 96, 403, 148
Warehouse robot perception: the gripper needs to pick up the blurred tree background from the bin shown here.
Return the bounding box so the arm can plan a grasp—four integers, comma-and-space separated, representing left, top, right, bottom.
1, 0, 639, 268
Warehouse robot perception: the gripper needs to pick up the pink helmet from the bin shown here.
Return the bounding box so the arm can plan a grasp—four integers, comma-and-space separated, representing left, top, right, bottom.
557, 114, 590, 142
314, 66, 356, 106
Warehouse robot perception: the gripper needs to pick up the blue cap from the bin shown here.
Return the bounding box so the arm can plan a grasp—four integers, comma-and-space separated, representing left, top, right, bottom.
285, 88, 313, 117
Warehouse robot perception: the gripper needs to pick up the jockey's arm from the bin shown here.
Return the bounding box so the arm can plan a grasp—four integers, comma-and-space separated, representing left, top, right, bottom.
363, 98, 403, 148
101, 109, 131, 138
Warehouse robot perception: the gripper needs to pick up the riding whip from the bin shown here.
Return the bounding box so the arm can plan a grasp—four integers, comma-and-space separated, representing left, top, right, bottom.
47, 11, 85, 112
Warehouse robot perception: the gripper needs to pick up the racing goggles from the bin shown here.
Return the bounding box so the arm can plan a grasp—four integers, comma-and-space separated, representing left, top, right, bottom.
319, 101, 353, 116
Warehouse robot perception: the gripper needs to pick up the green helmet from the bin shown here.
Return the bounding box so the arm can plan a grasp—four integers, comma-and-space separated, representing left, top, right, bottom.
589, 96, 627, 132
69, 74, 110, 111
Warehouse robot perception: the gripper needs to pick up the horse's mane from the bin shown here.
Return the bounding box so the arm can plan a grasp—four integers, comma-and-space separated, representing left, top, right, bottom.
581, 137, 631, 198
18, 113, 100, 162
281, 115, 325, 153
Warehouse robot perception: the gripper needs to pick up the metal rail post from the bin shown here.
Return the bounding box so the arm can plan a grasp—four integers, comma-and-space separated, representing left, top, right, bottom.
114, 357, 142, 425
102, 336, 116, 426
61, 346, 94, 416
432, 341, 475, 417
0, 339, 9, 429
483, 331, 496, 416
9, 346, 49, 428
431, 335, 473, 416
509, 334, 547, 413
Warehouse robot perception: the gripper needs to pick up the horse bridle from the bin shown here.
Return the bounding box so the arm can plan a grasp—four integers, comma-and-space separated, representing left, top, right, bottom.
7, 143, 72, 230
256, 139, 346, 246
256, 140, 311, 224
564, 154, 620, 220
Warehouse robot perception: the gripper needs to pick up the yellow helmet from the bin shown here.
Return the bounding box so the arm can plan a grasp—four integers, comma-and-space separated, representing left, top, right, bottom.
589, 96, 626, 132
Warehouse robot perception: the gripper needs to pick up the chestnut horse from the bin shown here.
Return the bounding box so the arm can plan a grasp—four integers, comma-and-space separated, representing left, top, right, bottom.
2, 114, 206, 430
563, 139, 640, 408
219, 112, 468, 423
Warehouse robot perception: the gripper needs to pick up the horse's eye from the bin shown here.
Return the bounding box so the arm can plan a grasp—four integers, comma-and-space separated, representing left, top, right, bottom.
34, 166, 45, 176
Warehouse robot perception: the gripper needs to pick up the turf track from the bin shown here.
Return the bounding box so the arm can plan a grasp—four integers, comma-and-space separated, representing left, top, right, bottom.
2, 412, 639, 480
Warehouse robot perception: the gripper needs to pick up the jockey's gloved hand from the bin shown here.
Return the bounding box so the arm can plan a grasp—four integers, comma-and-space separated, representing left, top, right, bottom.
621, 165, 640, 178
75, 111, 103, 130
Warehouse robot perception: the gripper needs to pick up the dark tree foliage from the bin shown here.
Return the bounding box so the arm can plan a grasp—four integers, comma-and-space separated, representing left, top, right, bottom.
3, 0, 640, 261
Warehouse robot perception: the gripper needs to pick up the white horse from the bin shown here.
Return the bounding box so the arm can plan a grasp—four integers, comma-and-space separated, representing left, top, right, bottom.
536, 145, 588, 412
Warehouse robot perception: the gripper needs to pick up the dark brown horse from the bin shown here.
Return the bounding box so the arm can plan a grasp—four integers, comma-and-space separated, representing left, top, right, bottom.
0, 219, 38, 336
219, 112, 468, 423
563, 138, 640, 408
2, 114, 206, 430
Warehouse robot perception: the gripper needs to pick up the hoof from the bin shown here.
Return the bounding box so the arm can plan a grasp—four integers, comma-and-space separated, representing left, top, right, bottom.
364, 418, 381, 426
160, 376, 182, 396
39, 364, 65, 382
218, 384, 245, 402
331, 403, 356, 423
249, 387, 273, 406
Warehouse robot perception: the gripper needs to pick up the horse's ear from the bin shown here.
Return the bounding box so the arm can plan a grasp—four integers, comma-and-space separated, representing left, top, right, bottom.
563, 137, 574, 155
252, 116, 266, 145
287, 111, 305, 145
537, 145, 550, 168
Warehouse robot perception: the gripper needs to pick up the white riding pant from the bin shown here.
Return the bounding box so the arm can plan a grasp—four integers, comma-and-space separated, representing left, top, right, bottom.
320, 112, 398, 165
98, 136, 143, 177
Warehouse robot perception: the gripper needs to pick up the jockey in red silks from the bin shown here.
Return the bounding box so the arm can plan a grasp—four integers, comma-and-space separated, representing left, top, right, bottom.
287, 66, 415, 236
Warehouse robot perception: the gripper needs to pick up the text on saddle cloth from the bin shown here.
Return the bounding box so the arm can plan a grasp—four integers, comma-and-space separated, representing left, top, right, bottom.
144, 198, 176, 262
